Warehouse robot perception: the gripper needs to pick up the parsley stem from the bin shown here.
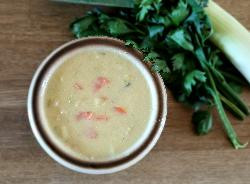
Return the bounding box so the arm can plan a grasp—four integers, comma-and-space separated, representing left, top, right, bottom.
209, 66, 249, 115
220, 94, 246, 120
207, 85, 248, 149
220, 70, 248, 86
195, 47, 247, 149
206, 68, 247, 149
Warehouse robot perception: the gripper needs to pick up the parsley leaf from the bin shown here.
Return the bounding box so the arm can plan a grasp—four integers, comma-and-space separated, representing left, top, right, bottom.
192, 110, 213, 135
167, 29, 194, 51
144, 51, 160, 62
148, 25, 164, 38
184, 70, 207, 95
70, 15, 98, 38
105, 19, 134, 35
169, 0, 189, 26
172, 53, 185, 71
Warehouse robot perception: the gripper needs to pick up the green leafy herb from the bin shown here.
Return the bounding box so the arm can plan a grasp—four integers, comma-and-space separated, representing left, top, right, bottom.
168, 0, 189, 26
184, 70, 206, 95
192, 110, 213, 135
167, 29, 194, 51
70, 0, 249, 149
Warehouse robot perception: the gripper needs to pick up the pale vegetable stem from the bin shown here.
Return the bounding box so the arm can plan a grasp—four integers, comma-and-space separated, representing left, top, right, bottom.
205, 0, 250, 84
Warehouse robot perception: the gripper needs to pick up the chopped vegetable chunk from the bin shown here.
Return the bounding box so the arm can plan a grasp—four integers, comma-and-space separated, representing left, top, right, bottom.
114, 106, 127, 114
94, 76, 110, 92
73, 82, 83, 90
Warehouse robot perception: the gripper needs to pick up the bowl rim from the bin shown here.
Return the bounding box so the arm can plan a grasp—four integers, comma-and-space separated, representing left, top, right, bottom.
27, 36, 167, 174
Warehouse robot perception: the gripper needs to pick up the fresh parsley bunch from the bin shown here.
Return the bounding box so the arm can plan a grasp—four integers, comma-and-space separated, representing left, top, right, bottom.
70, 0, 249, 149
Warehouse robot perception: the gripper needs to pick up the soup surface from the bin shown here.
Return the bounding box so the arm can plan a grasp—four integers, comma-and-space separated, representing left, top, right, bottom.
41, 46, 155, 161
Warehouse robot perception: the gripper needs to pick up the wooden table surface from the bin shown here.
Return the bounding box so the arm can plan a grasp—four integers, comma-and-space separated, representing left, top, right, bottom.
0, 0, 250, 183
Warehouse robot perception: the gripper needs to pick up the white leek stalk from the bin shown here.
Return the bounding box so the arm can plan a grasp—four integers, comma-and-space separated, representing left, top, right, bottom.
205, 0, 250, 84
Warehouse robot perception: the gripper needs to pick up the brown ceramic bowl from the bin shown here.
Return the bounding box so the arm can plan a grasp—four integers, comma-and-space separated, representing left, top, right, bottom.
27, 37, 167, 174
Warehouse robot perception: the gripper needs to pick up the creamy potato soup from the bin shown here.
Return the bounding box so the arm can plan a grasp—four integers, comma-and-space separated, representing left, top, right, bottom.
40, 46, 157, 161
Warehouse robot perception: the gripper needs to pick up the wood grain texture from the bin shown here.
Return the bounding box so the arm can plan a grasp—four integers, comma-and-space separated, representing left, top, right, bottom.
0, 0, 249, 183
